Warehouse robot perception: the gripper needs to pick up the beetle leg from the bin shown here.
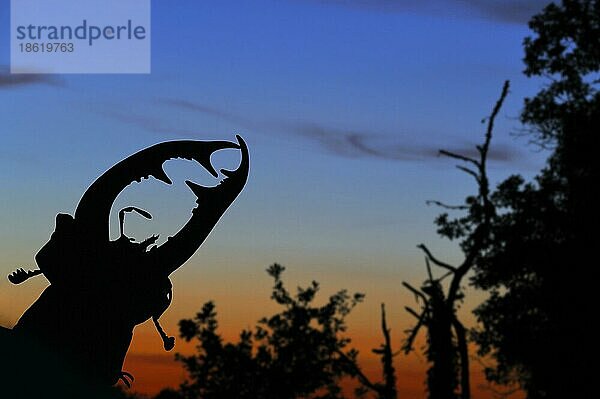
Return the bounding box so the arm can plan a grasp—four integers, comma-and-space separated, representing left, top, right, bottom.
119, 371, 134, 388
7, 268, 43, 284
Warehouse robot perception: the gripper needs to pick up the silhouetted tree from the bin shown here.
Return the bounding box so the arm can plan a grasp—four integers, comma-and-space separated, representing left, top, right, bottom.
174, 264, 366, 399
403, 81, 510, 399
470, 1, 599, 397
374, 304, 398, 399
347, 303, 398, 399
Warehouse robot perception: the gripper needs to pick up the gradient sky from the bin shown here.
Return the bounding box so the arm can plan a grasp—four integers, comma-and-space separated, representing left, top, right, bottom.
0, 1, 551, 397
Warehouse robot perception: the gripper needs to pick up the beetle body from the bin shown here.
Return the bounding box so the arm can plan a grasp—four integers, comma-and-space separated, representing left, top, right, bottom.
5, 136, 249, 389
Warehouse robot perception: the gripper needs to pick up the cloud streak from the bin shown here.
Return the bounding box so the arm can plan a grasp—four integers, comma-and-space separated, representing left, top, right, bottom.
465, 0, 552, 23
311, 0, 552, 24
100, 110, 203, 137
159, 99, 254, 127
289, 123, 425, 161
104, 98, 523, 165
0, 65, 64, 89
289, 122, 522, 162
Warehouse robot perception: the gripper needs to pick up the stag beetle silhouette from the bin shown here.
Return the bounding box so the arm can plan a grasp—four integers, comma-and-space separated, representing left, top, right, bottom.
3, 136, 249, 391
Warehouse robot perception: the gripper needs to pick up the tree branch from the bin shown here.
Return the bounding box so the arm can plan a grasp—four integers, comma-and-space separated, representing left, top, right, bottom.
456, 165, 480, 183
402, 282, 428, 304
403, 310, 427, 354
482, 80, 510, 160
336, 349, 382, 394
425, 257, 434, 282
439, 149, 480, 167
426, 200, 468, 210
417, 244, 457, 272
437, 270, 454, 282
379, 303, 398, 399
404, 306, 422, 320
447, 81, 509, 305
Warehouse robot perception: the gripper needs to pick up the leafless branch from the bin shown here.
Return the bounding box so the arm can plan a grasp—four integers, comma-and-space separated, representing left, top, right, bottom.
425, 257, 434, 282
404, 306, 422, 320
437, 270, 454, 282
456, 165, 480, 183
403, 310, 427, 354
417, 244, 457, 272
402, 281, 428, 304
426, 200, 468, 210
379, 303, 398, 399
439, 149, 480, 167
447, 81, 509, 305
481, 80, 510, 168
336, 349, 382, 394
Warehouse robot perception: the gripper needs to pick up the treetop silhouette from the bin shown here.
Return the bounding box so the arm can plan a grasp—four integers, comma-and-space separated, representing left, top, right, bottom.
472, 1, 599, 396
403, 81, 510, 399
175, 263, 365, 399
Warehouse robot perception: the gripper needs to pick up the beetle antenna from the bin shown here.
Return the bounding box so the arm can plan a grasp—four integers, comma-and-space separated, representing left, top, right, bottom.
119, 206, 153, 238
152, 316, 175, 351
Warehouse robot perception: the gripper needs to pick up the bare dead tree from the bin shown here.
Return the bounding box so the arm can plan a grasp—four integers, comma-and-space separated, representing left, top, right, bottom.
402, 81, 510, 399
339, 303, 398, 399
372, 304, 398, 399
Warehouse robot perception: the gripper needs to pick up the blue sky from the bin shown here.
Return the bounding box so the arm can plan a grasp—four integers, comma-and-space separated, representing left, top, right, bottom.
0, 1, 552, 394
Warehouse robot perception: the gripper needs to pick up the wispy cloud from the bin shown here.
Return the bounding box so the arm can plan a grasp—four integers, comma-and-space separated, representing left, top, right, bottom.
311, 0, 552, 24
464, 0, 553, 24
288, 122, 521, 162
159, 99, 254, 127
0, 65, 64, 89
437, 142, 520, 162
98, 109, 207, 137
289, 123, 425, 160
104, 98, 523, 165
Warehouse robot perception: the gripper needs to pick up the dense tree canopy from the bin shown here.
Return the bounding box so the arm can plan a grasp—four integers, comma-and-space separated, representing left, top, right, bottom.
174, 264, 366, 399
522, 0, 600, 140
470, 1, 599, 397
